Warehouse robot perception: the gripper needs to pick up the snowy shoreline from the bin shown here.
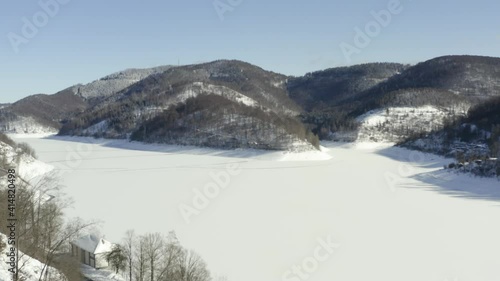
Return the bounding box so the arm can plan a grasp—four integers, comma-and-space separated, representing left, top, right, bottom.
7, 134, 500, 281
10, 134, 334, 162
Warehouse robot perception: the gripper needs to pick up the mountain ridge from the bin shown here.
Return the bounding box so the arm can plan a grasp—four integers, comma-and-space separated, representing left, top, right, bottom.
58, 60, 318, 150
1, 55, 499, 151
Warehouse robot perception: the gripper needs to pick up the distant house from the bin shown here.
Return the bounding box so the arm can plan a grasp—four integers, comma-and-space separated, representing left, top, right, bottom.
70, 234, 114, 269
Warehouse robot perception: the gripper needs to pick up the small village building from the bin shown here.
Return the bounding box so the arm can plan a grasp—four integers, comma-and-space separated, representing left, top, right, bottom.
70, 234, 114, 269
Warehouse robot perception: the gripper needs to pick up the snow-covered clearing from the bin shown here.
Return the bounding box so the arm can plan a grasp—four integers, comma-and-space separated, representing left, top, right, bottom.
11, 135, 500, 281
0, 233, 65, 281
356, 106, 458, 142
179, 82, 258, 107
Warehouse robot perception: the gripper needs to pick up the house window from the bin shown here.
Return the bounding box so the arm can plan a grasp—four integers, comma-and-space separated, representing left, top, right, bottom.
89, 253, 96, 268
81, 249, 86, 264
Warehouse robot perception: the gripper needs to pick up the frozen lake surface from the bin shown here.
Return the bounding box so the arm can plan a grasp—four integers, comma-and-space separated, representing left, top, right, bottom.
13, 135, 500, 281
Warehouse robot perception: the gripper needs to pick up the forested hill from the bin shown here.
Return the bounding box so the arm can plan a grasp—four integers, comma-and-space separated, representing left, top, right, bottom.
287, 62, 408, 111
1, 55, 500, 151
0, 66, 172, 134
401, 96, 500, 177
294, 55, 500, 142
375, 55, 500, 100
59, 60, 319, 151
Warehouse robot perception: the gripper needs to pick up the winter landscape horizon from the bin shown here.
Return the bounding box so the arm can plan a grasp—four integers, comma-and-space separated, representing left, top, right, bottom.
1, 0, 500, 281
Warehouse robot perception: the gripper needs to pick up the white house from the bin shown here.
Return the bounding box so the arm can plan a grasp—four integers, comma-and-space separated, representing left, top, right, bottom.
70, 234, 114, 269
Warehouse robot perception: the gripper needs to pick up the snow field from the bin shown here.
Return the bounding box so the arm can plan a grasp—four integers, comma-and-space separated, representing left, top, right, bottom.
11, 135, 500, 281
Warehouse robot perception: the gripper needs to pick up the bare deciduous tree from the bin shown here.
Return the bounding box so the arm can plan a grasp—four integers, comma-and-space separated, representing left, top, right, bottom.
144, 232, 164, 281
177, 249, 211, 281
0, 158, 94, 281
157, 231, 182, 281
134, 236, 149, 281
123, 229, 136, 281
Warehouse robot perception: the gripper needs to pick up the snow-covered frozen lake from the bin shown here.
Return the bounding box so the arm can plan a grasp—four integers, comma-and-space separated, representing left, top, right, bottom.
12, 135, 500, 281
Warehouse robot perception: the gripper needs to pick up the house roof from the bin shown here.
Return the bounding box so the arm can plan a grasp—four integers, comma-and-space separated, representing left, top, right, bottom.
71, 234, 114, 254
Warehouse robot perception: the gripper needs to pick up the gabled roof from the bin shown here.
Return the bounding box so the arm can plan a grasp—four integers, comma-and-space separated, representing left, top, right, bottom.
71, 234, 114, 254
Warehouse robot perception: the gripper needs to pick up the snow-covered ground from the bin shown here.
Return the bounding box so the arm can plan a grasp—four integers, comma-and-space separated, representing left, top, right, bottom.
0, 234, 65, 281
179, 82, 259, 107
0, 139, 54, 180
80, 265, 124, 281
11, 135, 500, 281
356, 106, 459, 142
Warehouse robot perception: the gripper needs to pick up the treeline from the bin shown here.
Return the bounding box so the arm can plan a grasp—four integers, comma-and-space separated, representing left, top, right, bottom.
108, 230, 211, 281
466, 96, 500, 131
466, 96, 500, 157
0, 132, 16, 147
288, 63, 407, 111
0, 132, 38, 159
376, 88, 470, 110
299, 110, 360, 140
131, 94, 320, 150
438, 96, 500, 152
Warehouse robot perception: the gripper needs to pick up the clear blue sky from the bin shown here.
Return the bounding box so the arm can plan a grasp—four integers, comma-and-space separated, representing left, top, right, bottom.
1, 0, 499, 103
